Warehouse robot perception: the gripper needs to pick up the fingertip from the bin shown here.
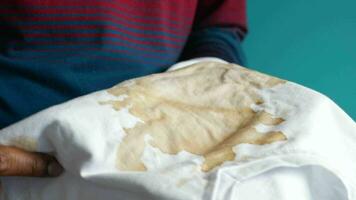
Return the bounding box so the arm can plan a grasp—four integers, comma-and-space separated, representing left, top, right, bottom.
47, 160, 64, 177
0, 146, 64, 177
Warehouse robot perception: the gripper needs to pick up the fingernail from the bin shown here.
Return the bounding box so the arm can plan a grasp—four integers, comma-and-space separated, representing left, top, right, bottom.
47, 161, 64, 177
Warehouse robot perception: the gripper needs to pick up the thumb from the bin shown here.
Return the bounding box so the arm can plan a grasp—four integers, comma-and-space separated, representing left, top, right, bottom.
0, 145, 63, 177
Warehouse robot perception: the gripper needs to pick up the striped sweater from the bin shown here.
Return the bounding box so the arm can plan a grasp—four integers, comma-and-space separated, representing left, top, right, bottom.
0, 0, 246, 128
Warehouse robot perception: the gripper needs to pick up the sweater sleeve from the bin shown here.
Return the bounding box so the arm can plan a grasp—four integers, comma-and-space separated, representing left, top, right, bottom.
180, 0, 247, 65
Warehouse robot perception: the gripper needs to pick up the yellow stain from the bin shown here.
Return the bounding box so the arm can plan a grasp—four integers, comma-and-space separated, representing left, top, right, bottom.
101, 62, 287, 172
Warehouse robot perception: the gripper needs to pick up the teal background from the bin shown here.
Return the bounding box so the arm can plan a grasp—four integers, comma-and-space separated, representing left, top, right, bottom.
242, 0, 356, 120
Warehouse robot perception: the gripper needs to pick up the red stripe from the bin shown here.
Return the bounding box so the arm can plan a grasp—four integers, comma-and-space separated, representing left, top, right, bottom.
4, 15, 188, 38
0, 1, 196, 26
25, 33, 182, 49
2, 8, 192, 35
1, 0, 197, 11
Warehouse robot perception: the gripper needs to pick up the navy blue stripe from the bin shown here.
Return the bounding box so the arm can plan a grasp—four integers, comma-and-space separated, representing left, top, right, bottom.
22, 35, 179, 52
6, 43, 177, 61
2, 50, 166, 67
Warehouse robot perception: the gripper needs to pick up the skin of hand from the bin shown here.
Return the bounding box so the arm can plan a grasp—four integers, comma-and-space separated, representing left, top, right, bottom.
0, 145, 63, 177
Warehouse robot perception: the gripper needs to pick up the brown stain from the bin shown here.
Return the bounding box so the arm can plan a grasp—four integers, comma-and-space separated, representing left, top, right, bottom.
101, 62, 287, 172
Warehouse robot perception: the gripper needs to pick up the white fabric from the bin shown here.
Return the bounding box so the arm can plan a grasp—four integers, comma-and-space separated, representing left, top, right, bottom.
168, 57, 228, 71
0, 61, 355, 200
235, 165, 348, 200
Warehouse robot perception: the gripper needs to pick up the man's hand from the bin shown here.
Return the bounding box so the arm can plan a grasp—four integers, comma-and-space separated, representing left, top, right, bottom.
0, 145, 63, 177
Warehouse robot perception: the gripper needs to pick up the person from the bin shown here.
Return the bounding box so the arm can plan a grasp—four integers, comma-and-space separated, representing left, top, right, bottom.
0, 0, 246, 177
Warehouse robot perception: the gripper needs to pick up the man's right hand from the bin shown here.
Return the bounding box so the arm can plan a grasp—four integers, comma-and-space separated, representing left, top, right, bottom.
0, 145, 63, 177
